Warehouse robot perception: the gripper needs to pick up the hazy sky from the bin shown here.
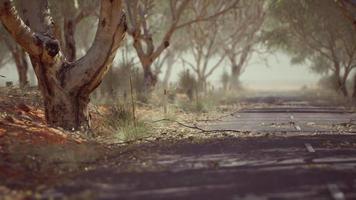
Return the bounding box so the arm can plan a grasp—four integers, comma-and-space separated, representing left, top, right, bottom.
234, 52, 321, 91
168, 51, 321, 91
0, 51, 321, 91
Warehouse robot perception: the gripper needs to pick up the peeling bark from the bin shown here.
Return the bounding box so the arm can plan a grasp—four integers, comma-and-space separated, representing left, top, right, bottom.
0, 0, 126, 130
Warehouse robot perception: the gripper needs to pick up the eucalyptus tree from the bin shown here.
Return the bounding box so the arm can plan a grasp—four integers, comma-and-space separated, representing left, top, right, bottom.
182, 20, 225, 92
336, 0, 356, 30
265, 0, 356, 97
0, 26, 29, 88
49, 0, 99, 62
335, 0, 356, 98
0, 0, 126, 130
124, 0, 239, 92
220, 0, 266, 89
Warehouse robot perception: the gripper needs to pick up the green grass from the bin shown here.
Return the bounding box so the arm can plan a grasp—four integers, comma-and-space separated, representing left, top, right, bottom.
115, 121, 152, 141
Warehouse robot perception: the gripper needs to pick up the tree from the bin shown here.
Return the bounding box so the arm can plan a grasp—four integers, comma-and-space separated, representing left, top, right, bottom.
49, 0, 99, 62
0, 41, 11, 68
265, 0, 356, 97
0, 26, 29, 88
178, 69, 196, 100
124, 0, 239, 92
0, 0, 126, 130
336, 0, 356, 31
220, 71, 229, 92
181, 20, 225, 92
335, 0, 356, 99
221, 0, 266, 90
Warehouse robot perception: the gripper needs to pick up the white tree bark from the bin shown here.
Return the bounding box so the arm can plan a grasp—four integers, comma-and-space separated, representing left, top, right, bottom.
0, 0, 126, 130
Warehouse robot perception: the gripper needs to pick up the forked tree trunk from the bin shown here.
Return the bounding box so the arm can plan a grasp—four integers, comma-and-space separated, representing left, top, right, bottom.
229, 45, 251, 91
42, 83, 91, 130
0, 0, 126, 130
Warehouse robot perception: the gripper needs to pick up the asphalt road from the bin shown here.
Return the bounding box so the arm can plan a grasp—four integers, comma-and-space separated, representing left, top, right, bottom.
44, 98, 356, 200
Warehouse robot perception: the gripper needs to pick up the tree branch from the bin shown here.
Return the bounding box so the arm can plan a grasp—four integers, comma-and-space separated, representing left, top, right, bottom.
0, 0, 41, 57
66, 0, 127, 93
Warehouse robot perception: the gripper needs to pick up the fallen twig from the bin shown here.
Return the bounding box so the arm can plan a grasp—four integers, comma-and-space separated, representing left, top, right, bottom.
152, 118, 244, 134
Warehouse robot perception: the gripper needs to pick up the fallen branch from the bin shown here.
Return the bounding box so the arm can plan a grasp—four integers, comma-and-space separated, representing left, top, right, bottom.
152, 118, 245, 134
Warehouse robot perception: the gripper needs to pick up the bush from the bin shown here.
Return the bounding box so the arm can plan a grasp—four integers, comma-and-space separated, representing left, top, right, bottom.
177, 69, 197, 100
94, 62, 146, 103
103, 103, 152, 142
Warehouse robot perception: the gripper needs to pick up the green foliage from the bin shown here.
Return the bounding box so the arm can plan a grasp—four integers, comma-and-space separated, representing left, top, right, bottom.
104, 103, 152, 142
178, 100, 208, 113
176, 92, 227, 113
115, 121, 151, 142
107, 103, 133, 127
263, 0, 356, 76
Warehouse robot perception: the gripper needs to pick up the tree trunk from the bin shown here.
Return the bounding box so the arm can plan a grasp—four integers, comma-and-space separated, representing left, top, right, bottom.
162, 54, 174, 88
143, 64, 157, 93
230, 64, 242, 90
2, 34, 30, 88
332, 61, 349, 97
16, 49, 29, 88
197, 76, 207, 93
353, 74, 356, 100
64, 17, 76, 62
230, 45, 251, 90
11, 47, 29, 88
335, 72, 348, 97
42, 79, 90, 130
1, 0, 126, 130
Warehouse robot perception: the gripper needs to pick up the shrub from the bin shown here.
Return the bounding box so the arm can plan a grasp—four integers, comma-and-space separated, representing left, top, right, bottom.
177, 69, 197, 100
94, 62, 146, 103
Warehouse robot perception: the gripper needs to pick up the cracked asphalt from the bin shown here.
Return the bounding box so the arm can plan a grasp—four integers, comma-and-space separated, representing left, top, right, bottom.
44, 97, 356, 200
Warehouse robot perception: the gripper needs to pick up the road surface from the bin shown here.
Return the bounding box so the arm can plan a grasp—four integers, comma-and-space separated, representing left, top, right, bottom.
43, 97, 356, 200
